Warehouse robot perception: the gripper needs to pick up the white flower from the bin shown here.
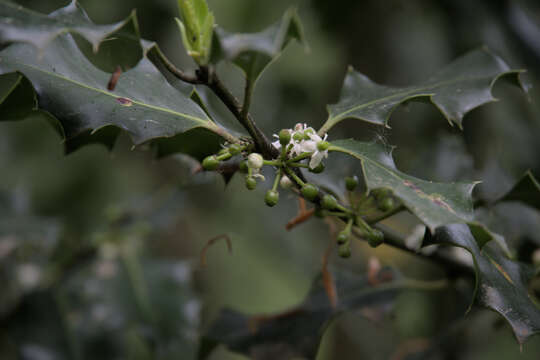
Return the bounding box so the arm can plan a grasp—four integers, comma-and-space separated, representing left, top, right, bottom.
308, 133, 328, 169
271, 123, 329, 169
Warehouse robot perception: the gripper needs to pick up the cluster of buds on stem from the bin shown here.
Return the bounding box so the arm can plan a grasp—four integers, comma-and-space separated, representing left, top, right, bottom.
199, 124, 398, 259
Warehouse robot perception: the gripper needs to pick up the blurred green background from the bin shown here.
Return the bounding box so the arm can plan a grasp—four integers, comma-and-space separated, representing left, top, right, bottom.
1, 0, 540, 359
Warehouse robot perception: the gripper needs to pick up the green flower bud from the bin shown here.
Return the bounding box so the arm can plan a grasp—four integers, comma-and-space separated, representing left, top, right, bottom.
247, 153, 263, 169
245, 176, 257, 190
367, 230, 384, 248
378, 197, 395, 212
301, 183, 319, 201
338, 244, 351, 258
345, 176, 359, 191
239, 160, 248, 173
337, 231, 349, 245
293, 132, 304, 142
317, 141, 330, 151
265, 190, 279, 207
202, 155, 219, 170
229, 143, 242, 155
279, 129, 291, 146
309, 162, 325, 174
321, 194, 338, 210
279, 175, 293, 189
218, 148, 229, 155
372, 188, 391, 200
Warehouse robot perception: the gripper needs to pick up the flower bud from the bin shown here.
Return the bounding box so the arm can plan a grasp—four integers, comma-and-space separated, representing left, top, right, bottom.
265, 190, 279, 207
309, 162, 325, 174
247, 153, 263, 169
293, 132, 304, 142
345, 176, 358, 191
301, 183, 319, 201
317, 141, 330, 151
378, 197, 395, 212
338, 244, 351, 258
245, 176, 257, 190
279, 175, 293, 189
321, 194, 338, 210
367, 230, 384, 248
337, 231, 349, 245
239, 160, 248, 173
279, 129, 291, 146
202, 155, 219, 170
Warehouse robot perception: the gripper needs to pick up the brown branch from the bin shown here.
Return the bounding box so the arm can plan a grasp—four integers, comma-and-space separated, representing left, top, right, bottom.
286, 208, 315, 231
322, 218, 338, 308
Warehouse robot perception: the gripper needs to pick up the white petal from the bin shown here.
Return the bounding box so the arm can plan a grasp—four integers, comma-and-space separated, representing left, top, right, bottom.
301, 140, 317, 153
309, 151, 325, 169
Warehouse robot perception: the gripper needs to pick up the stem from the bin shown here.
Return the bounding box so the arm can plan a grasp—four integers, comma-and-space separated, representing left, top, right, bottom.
263, 160, 281, 166
288, 152, 313, 163
366, 205, 406, 224
152, 46, 201, 84
198, 67, 277, 159
272, 168, 282, 191
241, 78, 254, 121
288, 162, 309, 168
284, 166, 305, 187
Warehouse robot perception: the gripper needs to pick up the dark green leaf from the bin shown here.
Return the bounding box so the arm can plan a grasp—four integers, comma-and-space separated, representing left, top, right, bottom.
0, 0, 138, 52
200, 266, 444, 360
497, 170, 540, 210
425, 224, 540, 344
0, 34, 237, 158
475, 203, 540, 249
329, 139, 477, 231
212, 8, 306, 87
319, 48, 526, 134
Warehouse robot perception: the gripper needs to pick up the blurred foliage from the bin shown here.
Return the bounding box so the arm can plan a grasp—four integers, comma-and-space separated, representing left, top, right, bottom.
1, 0, 540, 359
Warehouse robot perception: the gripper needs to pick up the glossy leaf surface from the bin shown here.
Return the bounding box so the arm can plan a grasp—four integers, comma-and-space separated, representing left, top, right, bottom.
319, 48, 526, 134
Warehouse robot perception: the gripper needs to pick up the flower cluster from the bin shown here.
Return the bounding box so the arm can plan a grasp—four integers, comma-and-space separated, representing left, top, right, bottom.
271, 123, 329, 169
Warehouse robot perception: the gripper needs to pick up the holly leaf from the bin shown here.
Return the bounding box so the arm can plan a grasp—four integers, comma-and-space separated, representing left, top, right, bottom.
496, 171, 540, 211
329, 139, 477, 231
425, 224, 540, 344
475, 203, 540, 248
319, 48, 526, 134
199, 266, 444, 360
0, 34, 237, 159
212, 7, 306, 87
0, 0, 138, 52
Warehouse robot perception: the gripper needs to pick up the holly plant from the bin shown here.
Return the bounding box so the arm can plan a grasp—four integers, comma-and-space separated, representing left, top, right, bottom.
1, 0, 540, 359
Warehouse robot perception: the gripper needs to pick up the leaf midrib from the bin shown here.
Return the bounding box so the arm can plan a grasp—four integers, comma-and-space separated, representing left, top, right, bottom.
329, 74, 492, 122
15, 61, 211, 126
329, 142, 469, 223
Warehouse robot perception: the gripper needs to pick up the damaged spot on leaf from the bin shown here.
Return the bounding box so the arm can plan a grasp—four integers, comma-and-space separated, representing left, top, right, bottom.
116, 97, 133, 106
488, 257, 515, 285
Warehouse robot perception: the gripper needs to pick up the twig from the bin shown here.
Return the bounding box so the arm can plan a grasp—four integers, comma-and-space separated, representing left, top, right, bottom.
286, 208, 315, 231
198, 67, 277, 159
322, 218, 338, 308
152, 46, 201, 84
200, 234, 233, 267
107, 66, 122, 91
